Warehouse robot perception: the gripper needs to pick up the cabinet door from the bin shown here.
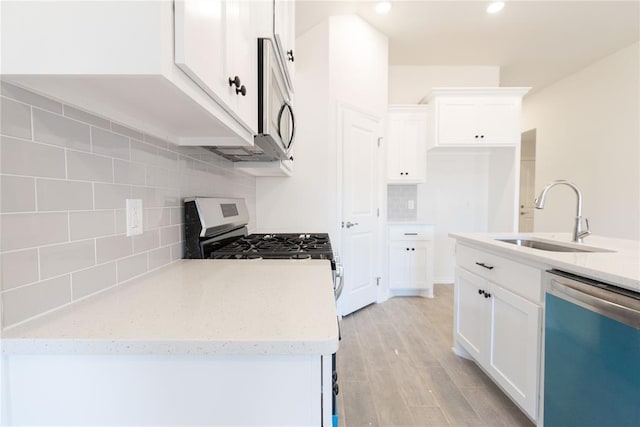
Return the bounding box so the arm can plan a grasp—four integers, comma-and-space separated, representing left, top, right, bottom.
274, 0, 295, 87
386, 109, 427, 183
174, 0, 228, 105
389, 241, 412, 290
225, 0, 257, 132
410, 241, 429, 290
487, 282, 541, 419
478, 98, 520, 144
454, 267, 490, 361
436, 98, 479, 145
386, 115, 404, 180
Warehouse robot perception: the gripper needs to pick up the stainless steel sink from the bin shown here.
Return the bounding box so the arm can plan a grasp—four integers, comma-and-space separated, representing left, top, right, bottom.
494, 238, 613, 253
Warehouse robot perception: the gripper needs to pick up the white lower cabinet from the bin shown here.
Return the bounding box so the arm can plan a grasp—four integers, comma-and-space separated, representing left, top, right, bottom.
5, 353, 330, 426
388, 225, 434, 297
454, 245, 542, 422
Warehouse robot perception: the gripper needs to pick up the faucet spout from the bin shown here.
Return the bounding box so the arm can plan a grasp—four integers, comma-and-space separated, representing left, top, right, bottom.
534, 180, 590, 243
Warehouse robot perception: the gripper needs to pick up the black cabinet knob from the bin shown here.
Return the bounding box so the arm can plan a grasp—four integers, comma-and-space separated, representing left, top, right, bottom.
287, 50, 294, 62
480, 135, 485, 139
235, 85, 247, 96
484, 292, 491, 299
333, 383, 339, 395
478, 289, 483, 295
405, 172, 409, 175
332, 371, 338, 381
475, 135, 479, 139
228, 75, 241, 88
406, 248, 409, 251
411, 248, 415, 251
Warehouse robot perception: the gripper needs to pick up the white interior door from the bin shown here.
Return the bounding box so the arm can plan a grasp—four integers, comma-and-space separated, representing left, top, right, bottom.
340, 107, 381, 316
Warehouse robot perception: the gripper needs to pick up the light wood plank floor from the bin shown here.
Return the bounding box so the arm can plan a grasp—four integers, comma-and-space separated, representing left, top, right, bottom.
336, 284, 535, 427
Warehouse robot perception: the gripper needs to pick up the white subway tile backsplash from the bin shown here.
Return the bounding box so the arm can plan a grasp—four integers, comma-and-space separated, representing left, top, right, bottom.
133, 229, 160, 254
114, 209, 126, 235
2, 275, 71, 326
143, 134, 169, 149
63, 105, 110, 130
170, 243, 183, 261
160, 225, 180, 246
169, 207, 183, 225
36, 179, 93, 211
91, 127, 130, 160
117, 253, 147, 282
94, 183, 131, 209
67, 150, 114, 183
0, 136, 66, 178
0, 85, 256, 328
72, 262, 116, 300
145, 208, 170, 230
1, 82, 62, 114
146, 166, 169, 188
1, 249, 39, 290
110, 122, 143, 141
1, 175, 36, 213
113, 160, 145, 185
69, 210, 115, 240
148, 246, 171, 270
1, 212, 68, 251
1, 97, 32, 139
131, 139, 158, 165
96, 234, 132, 264
39, 239, 95, 279
33, 108, 90, 151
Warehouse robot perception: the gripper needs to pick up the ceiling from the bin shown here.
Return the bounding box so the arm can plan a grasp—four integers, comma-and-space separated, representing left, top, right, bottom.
296, 1, 640, 91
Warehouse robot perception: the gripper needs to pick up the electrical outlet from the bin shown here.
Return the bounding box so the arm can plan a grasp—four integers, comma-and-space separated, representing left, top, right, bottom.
126, 199, 143, 237
408, 200, 415, 210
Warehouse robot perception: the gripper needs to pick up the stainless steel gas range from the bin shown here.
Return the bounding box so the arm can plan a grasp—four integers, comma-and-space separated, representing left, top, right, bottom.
183, 197, 344, 298
183, 197, 341, 423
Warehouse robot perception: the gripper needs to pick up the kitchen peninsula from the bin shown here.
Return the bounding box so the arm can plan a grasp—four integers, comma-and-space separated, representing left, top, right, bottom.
1, 259, 339, 426
449, 232, 640, 423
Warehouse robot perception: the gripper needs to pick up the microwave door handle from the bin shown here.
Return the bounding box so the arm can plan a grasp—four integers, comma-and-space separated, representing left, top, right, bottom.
277, 102, 295, 151
287, 104, 296, 150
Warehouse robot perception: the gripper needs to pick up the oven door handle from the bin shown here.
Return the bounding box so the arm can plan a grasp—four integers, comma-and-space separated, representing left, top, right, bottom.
335, 264, 345, 300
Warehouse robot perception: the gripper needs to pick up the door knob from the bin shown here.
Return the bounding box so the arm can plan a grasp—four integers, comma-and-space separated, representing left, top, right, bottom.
344, 221, 359, 229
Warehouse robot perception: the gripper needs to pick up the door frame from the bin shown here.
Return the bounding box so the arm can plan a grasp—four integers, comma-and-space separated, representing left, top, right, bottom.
334, 102, 386, 310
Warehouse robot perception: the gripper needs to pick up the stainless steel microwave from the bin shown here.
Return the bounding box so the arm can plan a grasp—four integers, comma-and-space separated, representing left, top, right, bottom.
209, 38, 294, 162
256, 37, 295, 159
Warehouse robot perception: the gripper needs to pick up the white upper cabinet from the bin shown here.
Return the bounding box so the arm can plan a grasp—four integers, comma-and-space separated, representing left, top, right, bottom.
175, 0, 257, 133
1, 1, 263, 147
386, 105, 427, 184
274, 0, 296, 92
426, 88, 530, 149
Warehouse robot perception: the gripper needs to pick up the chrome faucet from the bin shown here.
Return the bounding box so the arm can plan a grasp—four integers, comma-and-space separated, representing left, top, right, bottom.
534, 180, 591, 243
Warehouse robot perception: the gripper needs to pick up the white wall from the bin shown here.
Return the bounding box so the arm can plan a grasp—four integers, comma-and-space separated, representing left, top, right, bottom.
389, 65, 500, 104
522, 42, 640, 240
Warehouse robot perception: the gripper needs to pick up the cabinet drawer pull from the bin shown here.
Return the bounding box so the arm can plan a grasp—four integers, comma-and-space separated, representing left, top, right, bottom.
475, 262, 494, 270
404, 233, 418, 236
478, 289, 485, 295
484, 292, 492, 299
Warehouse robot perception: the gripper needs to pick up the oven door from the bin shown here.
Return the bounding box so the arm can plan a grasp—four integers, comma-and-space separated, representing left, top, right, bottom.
257, 38, 295, 157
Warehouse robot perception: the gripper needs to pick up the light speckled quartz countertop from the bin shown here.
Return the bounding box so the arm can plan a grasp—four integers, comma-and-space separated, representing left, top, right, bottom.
450, 232, 640, 293
2, 260, 339, 356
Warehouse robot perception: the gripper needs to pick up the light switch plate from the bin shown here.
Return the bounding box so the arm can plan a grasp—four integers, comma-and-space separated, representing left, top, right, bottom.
126, 199, 143, 236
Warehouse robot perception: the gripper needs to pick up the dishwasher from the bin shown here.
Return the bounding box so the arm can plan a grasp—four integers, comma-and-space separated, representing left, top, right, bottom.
544, 270, 640, 427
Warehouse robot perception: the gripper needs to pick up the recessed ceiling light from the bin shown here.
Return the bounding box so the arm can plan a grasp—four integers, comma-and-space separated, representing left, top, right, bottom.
375, 1, 392, 15
487, 1, 505, 14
